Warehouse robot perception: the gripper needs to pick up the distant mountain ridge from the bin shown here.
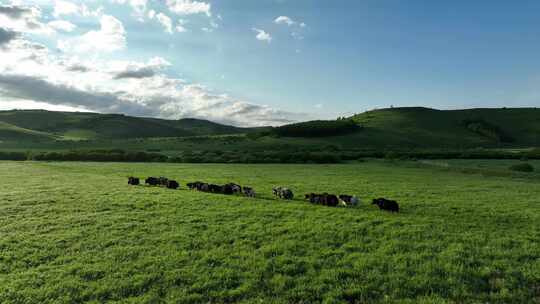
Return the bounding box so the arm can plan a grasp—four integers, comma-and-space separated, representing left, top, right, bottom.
1, 107, 539, 149
0, 110, 258, 140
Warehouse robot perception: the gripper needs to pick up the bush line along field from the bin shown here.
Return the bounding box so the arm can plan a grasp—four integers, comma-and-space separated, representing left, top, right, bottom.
2, 148, 540, 165
0, 161, 539, 303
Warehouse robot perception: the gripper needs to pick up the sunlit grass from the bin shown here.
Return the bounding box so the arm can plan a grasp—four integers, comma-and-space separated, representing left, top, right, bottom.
0, 161, 539, 303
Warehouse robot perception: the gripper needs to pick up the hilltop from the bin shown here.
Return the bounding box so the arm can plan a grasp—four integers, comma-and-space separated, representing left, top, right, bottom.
345, 107, 540, 148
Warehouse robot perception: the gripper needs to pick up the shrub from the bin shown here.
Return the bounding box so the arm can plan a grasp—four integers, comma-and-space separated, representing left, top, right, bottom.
462, 119, 514, 143
0, 151, 28, 161
509, 163, 534, 172
272, 119, 361, 137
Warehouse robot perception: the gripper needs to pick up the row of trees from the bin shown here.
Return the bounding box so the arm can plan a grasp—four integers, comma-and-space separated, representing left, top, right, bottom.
2, 148, 540, 163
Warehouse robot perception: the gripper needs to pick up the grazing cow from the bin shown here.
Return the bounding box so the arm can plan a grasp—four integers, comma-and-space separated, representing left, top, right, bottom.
243, 187, 256, 197
208, 184, 222, 193
273, 187, 294, 200
145, 177, 159, 186
227, 183, 242, 194
167, 180, 179, 189
305, 193, 321, 204
222, 184, 234, 195
188, 182, 205, 191
339, 195, 360, 207
158, 177, 169, 187
372, 198, 399, 212
305, 193, 339, 207
325, 194, 339, 207
198, 183, 210, 192
128, 177, 140, 186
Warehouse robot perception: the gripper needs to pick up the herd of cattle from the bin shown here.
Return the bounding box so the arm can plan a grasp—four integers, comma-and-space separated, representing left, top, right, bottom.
127, 176, 399, 212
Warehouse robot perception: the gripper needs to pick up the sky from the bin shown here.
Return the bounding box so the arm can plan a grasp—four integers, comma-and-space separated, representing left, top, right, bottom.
0, 0, 540, 126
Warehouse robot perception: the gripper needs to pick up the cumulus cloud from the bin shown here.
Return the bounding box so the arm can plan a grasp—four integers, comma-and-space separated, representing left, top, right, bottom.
48, 20, 76, 32
112, 57, 171, 79
110, 0, 147, 20
166, 0, 211, 17
0, 33, 304, 126
176, 23, 187, 33
252, 28, 271, 43
58, 14, 126, 53
0, 27, 17, 46
155, 12, 173, 34
274, 16, 307, 41
53, 1, 102, 18
274, 16, 295, 26
274, 16, 306, 28
0, 74, 154, 116
0, 4, 51, 34
53, 0, 79, 17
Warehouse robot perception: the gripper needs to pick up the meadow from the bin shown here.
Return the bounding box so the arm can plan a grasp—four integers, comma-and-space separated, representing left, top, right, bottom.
0, 161, 539, 303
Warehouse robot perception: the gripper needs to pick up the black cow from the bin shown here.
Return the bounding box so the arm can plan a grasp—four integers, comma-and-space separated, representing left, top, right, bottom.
305, 193, 338, 207
226, 183, 242, 194
208, 184, 222, 193
325, 194, 339, 207
167, 180, 179, 189
372, 198, 399, 212
222, 184, 234, 195
158, 177, 169, 186
339, 195, 359, 206
243, 187, 256, 197
145, 177, 159, 186
273, 187, 294, 200
128, 177, 140, 185
305, 193, 321, 204
188, 181, 205, 190
198, 183, 209, 192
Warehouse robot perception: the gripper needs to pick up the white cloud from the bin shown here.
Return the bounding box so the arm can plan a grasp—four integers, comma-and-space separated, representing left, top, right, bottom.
166, 0, 211, 17
252, 28, 271, 43
0, 4, 52, 34
274, 16, 295, 26
176, 24, 187, 32
0, 32, 304, 126
59, 14, 126, 53
53, 0, 79, 18
274, 16, 307, 41
48, 20, 76, 32
53, 1, 102, 18
110, 0, 147, 20
156, 12, 173, 34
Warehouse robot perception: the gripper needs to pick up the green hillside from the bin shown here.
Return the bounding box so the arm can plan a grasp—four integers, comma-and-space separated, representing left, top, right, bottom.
0, 110, 251, 140
1, 107, 539, 150
343, 107, 540, 148
0, 121, 57, 141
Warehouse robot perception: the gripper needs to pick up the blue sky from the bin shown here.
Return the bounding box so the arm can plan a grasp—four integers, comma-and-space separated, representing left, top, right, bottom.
0, 0, 539, 126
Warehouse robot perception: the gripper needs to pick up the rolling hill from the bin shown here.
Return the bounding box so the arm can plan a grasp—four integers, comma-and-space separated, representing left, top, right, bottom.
0, 110, 255, 141
346, 107, 540, 148
0, 107, 539, 150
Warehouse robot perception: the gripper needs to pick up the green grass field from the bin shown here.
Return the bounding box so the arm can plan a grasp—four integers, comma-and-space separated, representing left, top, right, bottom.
0, 161, 539, 303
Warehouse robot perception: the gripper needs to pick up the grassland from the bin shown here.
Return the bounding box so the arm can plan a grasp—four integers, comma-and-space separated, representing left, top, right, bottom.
0, 161, 539, 303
